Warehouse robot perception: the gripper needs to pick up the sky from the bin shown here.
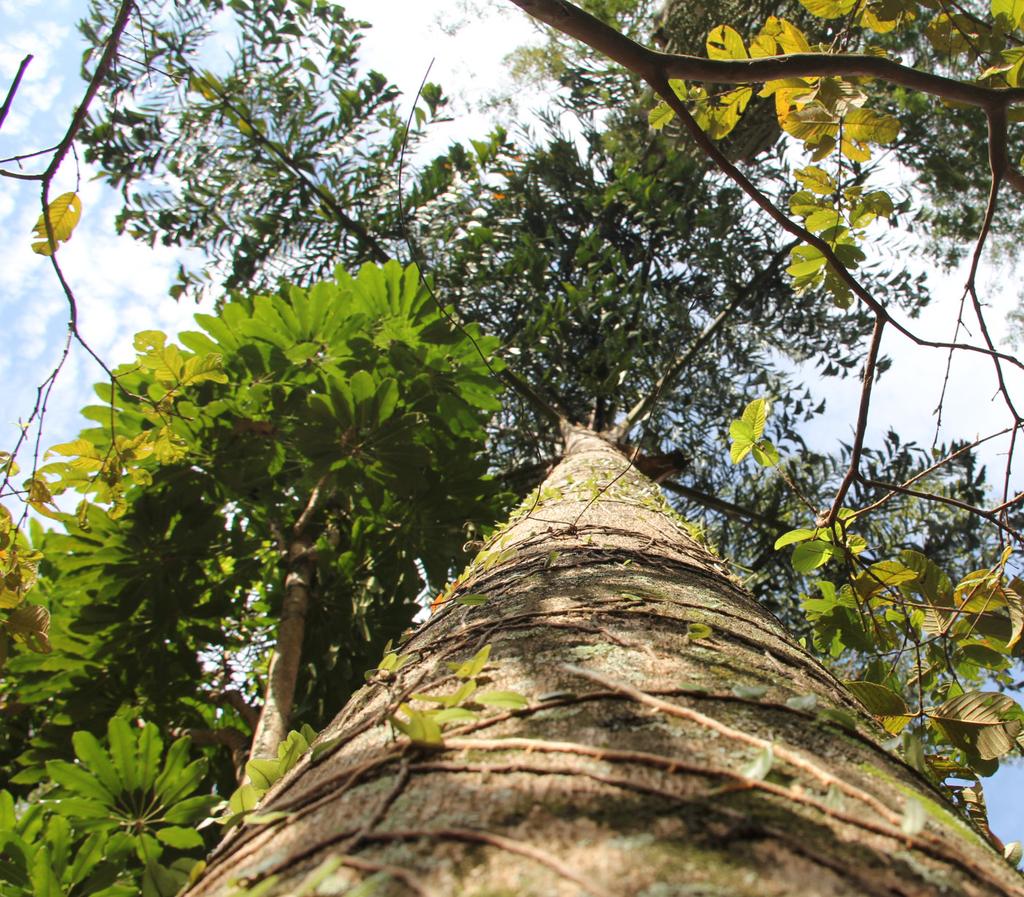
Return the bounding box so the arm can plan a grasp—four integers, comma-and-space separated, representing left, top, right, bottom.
1, 0, 1022, 854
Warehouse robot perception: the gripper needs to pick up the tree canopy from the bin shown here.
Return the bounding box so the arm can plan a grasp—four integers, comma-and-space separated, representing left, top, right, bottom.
1, 0, 1023, 891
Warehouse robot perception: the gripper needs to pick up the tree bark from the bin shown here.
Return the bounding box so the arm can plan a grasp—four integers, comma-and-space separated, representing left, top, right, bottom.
187, 430, 1022, 897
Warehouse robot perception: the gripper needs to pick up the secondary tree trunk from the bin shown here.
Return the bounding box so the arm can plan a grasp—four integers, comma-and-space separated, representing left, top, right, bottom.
186, 429, 1022, 897
248, 533, 315, 764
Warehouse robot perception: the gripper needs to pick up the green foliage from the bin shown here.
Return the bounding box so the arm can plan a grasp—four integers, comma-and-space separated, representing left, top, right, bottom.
728, 398, 779, 466
2, 262, 506, 792
0, 719, 214, 897
799, 543, 1024, 773
77, 0, 449, 299
219, 724, 318, 829
388, 645, 528, 745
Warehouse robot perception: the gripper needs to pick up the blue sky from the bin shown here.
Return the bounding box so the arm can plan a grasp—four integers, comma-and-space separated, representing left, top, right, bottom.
1, 0, 1022, 856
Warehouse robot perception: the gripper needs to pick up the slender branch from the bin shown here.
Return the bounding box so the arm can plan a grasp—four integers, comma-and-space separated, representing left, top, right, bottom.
857, 474, 1023, 542
611, 241, 797, 442
852, 427, 1013, 519
613, 307, 731, 439
0, 54, 32, 133
661, 479, 788, 530
45, 0, 134, 181
500, 366, 570, 427
190, 73, 390, 264
294, 473, 331, 537
825, 316, 885, 524
211, 688, 260, 731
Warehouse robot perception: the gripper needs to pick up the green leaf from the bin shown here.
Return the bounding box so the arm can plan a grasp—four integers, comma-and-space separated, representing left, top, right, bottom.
155, 826, 204, 849
455, 593, 490, 606
751, 440, 780, 467
433, 707, 479, 724
795, 166, 835, 195
786, 694, 818, 712
797, 0, 858, 16
842, 107, 901, 145
474, 690, 529, 709
687, 622, 713, 640
106, 717, 139, 793
993, 0, 1024, 28
732, 684, 769, 699
390, 705, 442, 745
245, 758, 282, 791
227, 783, 261, 817
791, 539, 835, 573
844, 681, 911, 733
163, 794, 217, 825
72, 730, 122, 797
45, 760, 116, 805
741, 398, 769, 440
649, 100, 675, 130
742, 744, 774, 780
448, 644, 492, 679
775, 528, 817, 549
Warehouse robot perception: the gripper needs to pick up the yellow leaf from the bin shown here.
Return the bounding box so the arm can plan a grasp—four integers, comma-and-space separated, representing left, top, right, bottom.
762, 16, 813, 54
749, 32, 777, 57
797, 0, 858, 17
31, 192, 83, 256
706, 25, 748, 60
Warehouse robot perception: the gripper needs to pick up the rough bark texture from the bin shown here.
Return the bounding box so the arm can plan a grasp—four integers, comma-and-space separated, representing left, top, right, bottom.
248, 533, 315, 764
187, 430, 1023, 897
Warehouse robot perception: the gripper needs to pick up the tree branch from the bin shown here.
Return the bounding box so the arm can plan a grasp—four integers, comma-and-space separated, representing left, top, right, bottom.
507, 0, 1024, 111
0, 54, 31, 133
825, 315, 885, 525
610, 241, 796, 442
294, 474, 331, 538
211, 688, 260, 731
661, 479, 788, 531
508, 0, 1024, 377
500, 366, 570, 427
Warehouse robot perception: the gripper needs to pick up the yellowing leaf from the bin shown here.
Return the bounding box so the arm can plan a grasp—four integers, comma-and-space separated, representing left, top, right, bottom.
797, 0, 858, 17
749, 32, 777, 57
993, 0, 1024, 28
706, 25, 748, 60
844, 680, 909, 717
842, 107, 901, 145
795, 166, 835, 195
741, 397, 769, 440
31, 192, 83, 256
762, 16, 813, 54
648, 101, 675, 130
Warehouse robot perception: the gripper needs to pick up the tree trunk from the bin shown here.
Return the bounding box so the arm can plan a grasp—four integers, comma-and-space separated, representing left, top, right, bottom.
187, 429, 1022, 897
248, 533, 315, 764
